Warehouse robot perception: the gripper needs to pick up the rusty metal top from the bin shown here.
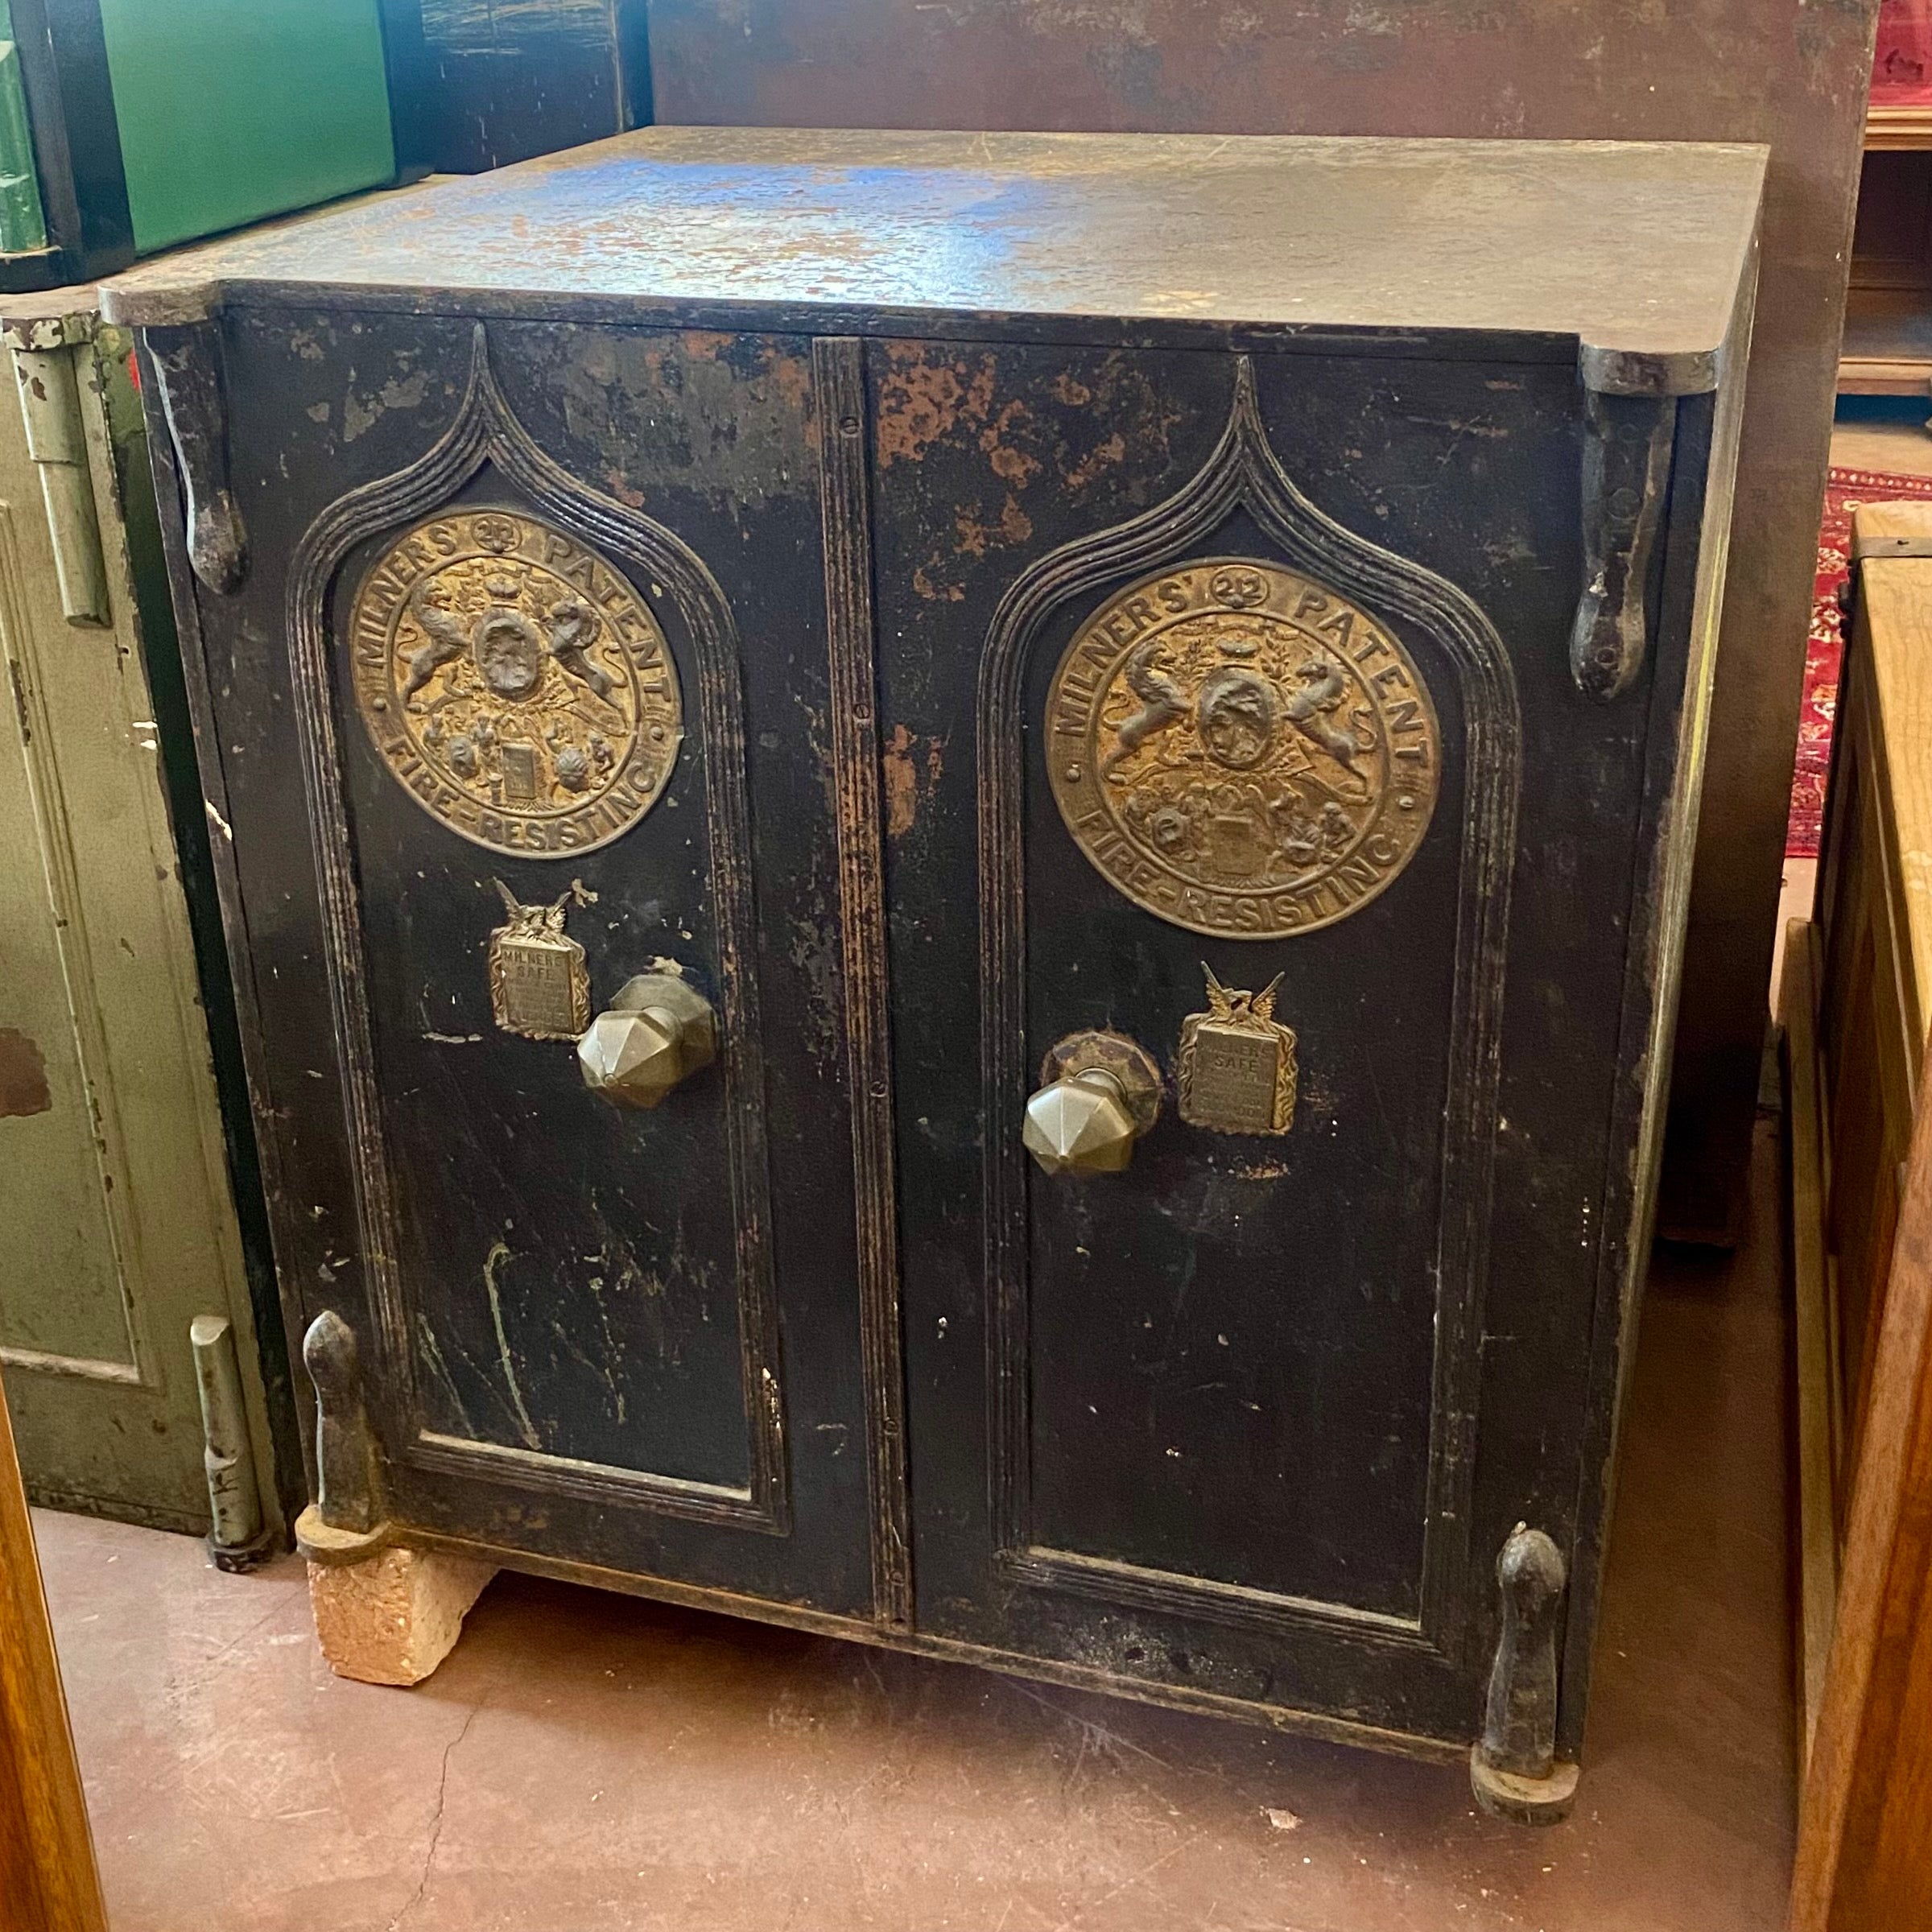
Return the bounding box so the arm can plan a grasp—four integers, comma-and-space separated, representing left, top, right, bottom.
97, 127, 1765, 392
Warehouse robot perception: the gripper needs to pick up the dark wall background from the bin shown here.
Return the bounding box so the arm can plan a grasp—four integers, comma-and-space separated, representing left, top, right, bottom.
643, 0, 1880, 1242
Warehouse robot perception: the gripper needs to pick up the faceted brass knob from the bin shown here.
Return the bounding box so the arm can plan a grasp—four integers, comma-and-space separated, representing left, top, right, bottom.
577, 972, 715, 1109
1022, 1030, 1163, 1177
1024, 1069, 1138, 1174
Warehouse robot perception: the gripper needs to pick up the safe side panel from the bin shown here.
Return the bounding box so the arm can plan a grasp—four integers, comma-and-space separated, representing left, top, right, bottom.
166, 308, 874, 1613
876, 337, 1662, 1740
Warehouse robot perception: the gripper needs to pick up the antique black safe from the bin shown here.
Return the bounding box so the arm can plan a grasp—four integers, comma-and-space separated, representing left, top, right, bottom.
107, 128, 1763, 1814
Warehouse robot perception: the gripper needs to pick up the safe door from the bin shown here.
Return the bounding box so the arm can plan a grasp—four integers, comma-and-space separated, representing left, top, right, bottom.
873, 338, 1707, 1753
153, 312, 880, 1616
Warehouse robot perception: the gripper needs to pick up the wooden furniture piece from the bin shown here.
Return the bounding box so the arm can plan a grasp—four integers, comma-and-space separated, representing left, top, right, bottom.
108, 128, 1760, 1810
1782, 498, 1932, 1741
1784, 499, 1932, 1925
1837, 130, 1932, 403
0, 1368, 108, 1932
1843, 0, 1932, 399
1830, 0, 1932, 407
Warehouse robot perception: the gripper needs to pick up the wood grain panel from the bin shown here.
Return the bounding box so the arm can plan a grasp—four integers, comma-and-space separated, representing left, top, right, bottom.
0, 1371, 107, 1932
1789, 1026, 1932, 1930
1789, 500, 1932, 1927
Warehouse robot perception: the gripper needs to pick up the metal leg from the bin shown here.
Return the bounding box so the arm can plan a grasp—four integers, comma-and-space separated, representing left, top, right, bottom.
294, 1310, 494, 1686
1469, 1523, 1582, 1824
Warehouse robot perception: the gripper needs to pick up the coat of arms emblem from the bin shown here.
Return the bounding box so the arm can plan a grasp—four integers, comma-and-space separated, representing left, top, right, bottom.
351, 508, 683, 857
1046, 557, 1441, 939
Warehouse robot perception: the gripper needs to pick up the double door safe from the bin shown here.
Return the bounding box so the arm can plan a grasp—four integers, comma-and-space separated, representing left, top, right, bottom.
106, 127, 1765, 1814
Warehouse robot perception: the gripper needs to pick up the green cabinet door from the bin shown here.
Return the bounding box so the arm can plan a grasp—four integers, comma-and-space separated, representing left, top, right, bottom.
0, 308, 281, 1535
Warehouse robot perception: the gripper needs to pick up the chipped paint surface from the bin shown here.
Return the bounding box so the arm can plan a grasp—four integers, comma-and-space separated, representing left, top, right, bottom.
876, 347, 997, 469
0, 1027, 51, 1117
482, 1240, 542, 1451
882, 724, 947, 839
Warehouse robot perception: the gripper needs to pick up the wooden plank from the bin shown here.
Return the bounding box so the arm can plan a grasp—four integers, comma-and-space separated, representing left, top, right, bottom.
0, 1368, 107, 1932
1866, 104, 1932, 151
1837, 369, 1932, 397
1837, 287, 1932, 396
1790, 1024, 1932, 1930
1856, 501, 1932, 1064
1781, 915, 1843, 1765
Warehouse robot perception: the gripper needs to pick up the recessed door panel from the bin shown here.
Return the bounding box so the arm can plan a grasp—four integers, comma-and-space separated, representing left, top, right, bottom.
1018, 543, 1463, 1621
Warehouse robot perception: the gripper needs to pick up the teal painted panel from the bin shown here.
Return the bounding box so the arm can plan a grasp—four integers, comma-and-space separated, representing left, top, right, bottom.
0, 39, 47, 254
97, 0, 396, 255
0, 0, 46, 254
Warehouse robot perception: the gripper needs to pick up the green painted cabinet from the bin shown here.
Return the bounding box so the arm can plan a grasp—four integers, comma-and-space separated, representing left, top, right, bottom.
96, 0, 395, 255
0, 0, 406, 292
0, 297, 283, 1535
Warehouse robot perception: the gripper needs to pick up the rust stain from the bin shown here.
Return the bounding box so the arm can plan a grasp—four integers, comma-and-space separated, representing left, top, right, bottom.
882, 725, 947, 838
955, 494, 1033, 558
1228, 1158, 1293, 1182
0, 1028, 52, 1118
875, 347, 996, 468
1063, 431, 1126, 489
763, 347, 812, 417
912, 566, 964, 603
883, 724, 919, 838
602, 465, 646, 508
979, 399, 1038, 485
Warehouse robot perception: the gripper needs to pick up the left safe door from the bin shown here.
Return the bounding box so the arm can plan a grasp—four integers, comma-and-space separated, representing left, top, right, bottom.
147, 311, 880, 1617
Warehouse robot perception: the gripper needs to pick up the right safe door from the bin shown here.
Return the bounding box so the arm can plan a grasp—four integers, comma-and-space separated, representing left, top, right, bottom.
871, 336, 1710, 1752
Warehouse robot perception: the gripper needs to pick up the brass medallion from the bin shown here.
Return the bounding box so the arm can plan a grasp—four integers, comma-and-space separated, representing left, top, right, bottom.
351, 508, 682, 857
486, 881, 592, 1041
1046, 558, 1441, 938
1177, 965, 1298, 1136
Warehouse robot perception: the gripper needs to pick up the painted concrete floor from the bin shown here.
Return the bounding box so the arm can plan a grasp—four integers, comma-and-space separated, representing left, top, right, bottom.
35, 1121, 1795, 1932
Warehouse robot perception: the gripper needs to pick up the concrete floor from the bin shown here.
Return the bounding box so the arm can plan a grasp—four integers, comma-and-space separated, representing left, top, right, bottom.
34, 1117, 1796, 1932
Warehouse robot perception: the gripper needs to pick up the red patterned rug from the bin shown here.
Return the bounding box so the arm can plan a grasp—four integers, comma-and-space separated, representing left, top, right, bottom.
1789, 464, 1932, 857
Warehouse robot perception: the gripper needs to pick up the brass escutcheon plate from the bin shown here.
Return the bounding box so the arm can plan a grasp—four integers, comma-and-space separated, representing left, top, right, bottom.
1045, 558, 1441, 938
1177, 965, 1298, 1135
486, 881, 591, 1041
351, 507, 683, 857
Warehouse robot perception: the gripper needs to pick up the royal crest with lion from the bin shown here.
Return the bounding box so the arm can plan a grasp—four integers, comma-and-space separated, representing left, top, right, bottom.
1045, 558, 1441, 939
349, 508, 683, 857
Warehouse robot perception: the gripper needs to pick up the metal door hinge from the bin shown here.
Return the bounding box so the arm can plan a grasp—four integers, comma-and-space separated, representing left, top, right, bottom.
5, 314, 109, 625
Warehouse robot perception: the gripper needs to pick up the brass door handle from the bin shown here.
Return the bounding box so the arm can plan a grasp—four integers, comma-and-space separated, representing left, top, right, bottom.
1022, 1030, 1162, 1176
577, 972, 716, 1108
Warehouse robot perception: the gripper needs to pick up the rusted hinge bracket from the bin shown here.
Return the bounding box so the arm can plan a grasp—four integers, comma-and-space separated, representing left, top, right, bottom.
1567, 388, 1674, 702
3, 312, 108, 625
144, 316, 248, 595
